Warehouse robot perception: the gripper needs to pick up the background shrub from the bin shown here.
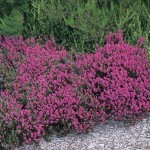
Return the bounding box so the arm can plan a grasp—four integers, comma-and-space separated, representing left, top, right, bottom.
0, 0, 150, 56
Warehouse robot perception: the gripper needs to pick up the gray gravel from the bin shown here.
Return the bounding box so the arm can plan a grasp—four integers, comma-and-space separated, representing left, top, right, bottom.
14, 114, 150, 150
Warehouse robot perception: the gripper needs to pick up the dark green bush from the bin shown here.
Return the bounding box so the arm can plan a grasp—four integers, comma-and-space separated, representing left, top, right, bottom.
0, 0, 150, 55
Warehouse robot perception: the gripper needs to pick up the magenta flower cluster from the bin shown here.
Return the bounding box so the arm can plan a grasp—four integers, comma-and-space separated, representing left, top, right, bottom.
0, 31, 150, 144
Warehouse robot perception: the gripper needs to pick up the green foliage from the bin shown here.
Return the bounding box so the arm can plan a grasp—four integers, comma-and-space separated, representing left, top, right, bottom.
0, 0, 14, 17
0, 121, 20, 150
22, 0, 66, 44
63, 0, 110, 52
0, 10, 23, 36
0, 0, 27, 17
0, 0, 150, 56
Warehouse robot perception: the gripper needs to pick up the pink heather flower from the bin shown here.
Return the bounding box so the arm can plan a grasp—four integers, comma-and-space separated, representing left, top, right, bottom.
0, 31, 150, 144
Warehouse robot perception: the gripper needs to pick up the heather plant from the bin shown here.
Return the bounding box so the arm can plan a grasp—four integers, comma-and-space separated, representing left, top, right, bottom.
78, 30, 150, 121
70, 30, 150, 122
0, 34, 107, 148
0, 31, 150, 149
107, 34, 150, 120
0, 35, 38, 148
10, 40, 107, 142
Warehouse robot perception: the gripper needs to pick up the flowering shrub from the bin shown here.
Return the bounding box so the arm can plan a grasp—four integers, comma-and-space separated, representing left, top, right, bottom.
0, 31, 150, 148
0, 35, 107, 146
76, 30, 150, 121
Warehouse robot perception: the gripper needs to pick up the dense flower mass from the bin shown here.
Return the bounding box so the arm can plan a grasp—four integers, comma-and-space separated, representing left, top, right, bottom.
0, 31, 150, 145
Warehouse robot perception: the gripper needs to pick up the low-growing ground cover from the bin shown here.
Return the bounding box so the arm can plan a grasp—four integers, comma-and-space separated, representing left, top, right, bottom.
0, 31, 150, 149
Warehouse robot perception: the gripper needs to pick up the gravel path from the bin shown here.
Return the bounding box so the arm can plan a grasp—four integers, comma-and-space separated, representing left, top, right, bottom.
14, 114, 150, 150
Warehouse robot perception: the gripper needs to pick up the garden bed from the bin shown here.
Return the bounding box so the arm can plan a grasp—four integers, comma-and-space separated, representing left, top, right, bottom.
0, 31, 150, 149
